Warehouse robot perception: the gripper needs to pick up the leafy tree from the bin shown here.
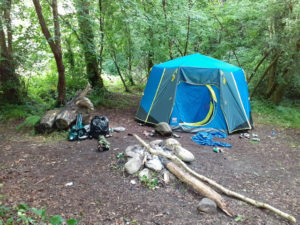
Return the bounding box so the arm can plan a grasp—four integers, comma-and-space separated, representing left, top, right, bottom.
32, 0, 66, 105
74, 0, 104, 89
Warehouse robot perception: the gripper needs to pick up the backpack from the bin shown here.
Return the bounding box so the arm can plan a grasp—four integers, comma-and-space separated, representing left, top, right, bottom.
89, 115, 109, 139
68, 114, 89, 141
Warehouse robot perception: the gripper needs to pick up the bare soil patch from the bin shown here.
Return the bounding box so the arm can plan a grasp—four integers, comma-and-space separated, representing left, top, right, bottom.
1, 96, 299, 225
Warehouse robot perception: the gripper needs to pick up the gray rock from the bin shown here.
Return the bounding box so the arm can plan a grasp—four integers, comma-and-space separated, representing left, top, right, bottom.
125, 157, 143, 174
150, 139, 163, 149
145, 155, 164, 172
155, 122, 172, 136
125, 145, 145, 158
139, 168, 151, 180
197, 198, 217, 214
164, 138, 195, 162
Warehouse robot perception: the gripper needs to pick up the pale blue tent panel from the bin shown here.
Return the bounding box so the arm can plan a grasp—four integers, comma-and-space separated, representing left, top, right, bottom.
156, 53, 241, 72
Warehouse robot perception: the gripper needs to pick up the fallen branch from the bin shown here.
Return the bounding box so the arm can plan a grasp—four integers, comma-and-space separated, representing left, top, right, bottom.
132, 134, 296, 223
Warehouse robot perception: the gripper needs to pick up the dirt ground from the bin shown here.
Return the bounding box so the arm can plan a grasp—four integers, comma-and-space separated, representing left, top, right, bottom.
0, 98, 299, 225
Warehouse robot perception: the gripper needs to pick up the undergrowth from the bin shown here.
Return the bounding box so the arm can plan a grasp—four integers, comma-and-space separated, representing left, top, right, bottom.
251, 98, 300, 128
0, 203, 78, 225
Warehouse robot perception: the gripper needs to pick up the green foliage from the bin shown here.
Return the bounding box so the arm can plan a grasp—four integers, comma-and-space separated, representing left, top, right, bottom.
140, 175, 159, 190
251, 99, 300, 128
0, 204, 79, 225
16, 115, 41, 130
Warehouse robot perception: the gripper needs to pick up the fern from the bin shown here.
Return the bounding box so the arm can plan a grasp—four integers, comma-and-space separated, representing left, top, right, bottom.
16, 115, 41, 130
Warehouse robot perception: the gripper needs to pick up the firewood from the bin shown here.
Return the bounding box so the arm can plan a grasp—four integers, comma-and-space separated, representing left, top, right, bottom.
55, 84, 93, 130
132, 134, 296, 223
34, 109, 60, 133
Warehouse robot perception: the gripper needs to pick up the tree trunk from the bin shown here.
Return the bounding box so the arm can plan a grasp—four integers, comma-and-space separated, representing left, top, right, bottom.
76, 0, 104, 89
111, 50, 130, 92
265, 53, 279, 98
32, 0, 66, 105
162, 0, 173, 59
0, 0, 22, 103
183, 0, 193, 56
98, 0, 105, 77
250, 54, 281, 98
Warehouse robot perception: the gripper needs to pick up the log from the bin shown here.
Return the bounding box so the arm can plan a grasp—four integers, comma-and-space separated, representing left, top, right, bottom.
35, 109, 60, 133
54, 84, 94, 130
55, 109, 77, 130
164, 159, 233, 217
132, 134, 296, 223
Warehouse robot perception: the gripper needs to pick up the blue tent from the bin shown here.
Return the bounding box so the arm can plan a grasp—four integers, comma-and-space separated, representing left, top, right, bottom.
136, 53, 252, 133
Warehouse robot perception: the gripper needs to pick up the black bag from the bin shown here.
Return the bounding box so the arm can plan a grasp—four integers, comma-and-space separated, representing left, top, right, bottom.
89, 115, 109, 139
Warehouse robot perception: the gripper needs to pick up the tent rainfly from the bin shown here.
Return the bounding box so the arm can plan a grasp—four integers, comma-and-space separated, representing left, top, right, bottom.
136, 53, 252, 134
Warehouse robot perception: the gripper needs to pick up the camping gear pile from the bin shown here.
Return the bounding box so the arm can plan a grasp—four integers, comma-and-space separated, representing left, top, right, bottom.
68, 114, 111, 151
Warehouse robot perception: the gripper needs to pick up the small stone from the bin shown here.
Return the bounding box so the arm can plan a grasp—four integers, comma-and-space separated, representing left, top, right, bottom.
197, 198, 217, 214
65, 182, 73, 187
155, 122, 172, 136
112, 127, 126, 132
130, 179, 136, 185
145, 155, 164, 172
125, 157, 143, 174
139, 168, 151, 180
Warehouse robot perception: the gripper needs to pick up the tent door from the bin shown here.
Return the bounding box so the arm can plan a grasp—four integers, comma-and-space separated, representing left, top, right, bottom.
170, 82, 216, 126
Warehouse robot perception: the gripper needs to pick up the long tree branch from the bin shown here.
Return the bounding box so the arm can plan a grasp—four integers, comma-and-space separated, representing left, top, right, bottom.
250, 53, 281, 98
248, 49, 271, 83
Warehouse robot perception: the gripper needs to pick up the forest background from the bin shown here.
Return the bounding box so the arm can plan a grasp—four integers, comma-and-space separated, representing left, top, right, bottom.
0, 0, 299, 128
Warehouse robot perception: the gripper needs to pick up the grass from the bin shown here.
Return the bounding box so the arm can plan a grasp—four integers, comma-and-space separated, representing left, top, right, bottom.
251, 98, 300, 128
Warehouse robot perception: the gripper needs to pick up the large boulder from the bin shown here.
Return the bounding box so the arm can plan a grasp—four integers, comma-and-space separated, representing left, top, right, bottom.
125, 157, 143, 174
155, 122, 172, 136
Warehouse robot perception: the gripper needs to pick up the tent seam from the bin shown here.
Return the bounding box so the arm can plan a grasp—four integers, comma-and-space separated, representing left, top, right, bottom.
145, 68, 166, 122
